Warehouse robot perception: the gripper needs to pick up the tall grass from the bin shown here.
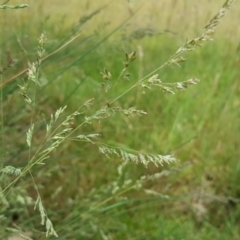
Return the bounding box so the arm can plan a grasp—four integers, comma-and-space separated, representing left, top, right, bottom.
1, 0, 239, 239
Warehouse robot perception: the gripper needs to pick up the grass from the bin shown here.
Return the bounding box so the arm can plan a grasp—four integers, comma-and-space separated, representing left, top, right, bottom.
1, 0, 240, 239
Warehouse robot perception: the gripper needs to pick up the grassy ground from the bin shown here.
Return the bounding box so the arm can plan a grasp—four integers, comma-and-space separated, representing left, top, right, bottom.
1, 0, 240, 239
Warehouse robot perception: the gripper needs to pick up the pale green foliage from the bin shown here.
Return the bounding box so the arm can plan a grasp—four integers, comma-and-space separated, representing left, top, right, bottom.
144, 189, 169, 198
26, 124, 34, 147
115, 106, 147, 117
46, 106, 67, 136
1, 166, 21, 176
85, 105, 147, 125
82, 98, 95, 109
34, 195, 58, 237
85, 106, 111, 123
46, 218, 58, 238
37, 33, 47, 58
139, 74, 200, 94
18, 32, 47, 104
76, 133, 101, 144
27, 62, 37, 83
99, 145, 177, 167
0, 4, 29, 9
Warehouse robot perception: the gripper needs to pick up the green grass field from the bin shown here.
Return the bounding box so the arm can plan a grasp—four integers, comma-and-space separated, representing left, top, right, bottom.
1, 1, 240, 239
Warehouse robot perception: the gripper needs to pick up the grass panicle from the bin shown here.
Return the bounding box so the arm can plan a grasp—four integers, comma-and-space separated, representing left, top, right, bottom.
99, 145, 177, 167
0, 0, 237, 238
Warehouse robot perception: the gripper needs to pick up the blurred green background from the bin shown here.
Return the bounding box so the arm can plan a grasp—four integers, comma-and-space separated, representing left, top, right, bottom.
1, 0, 240, 239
